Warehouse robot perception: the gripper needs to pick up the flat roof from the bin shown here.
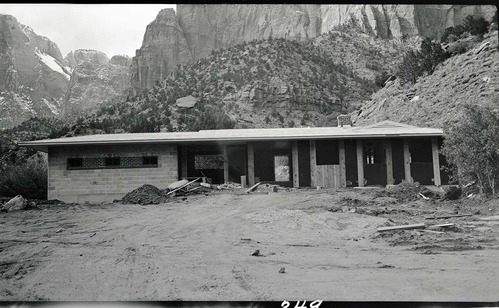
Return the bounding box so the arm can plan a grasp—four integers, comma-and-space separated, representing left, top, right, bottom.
19, 120, 443, 152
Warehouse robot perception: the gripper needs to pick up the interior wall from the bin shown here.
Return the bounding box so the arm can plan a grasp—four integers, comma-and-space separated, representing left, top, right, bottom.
297, 140, 311, 187
391, 138, 405, 184
410, 138, 433, 185
227, 145, 246, 183
363, 139, 386, 186
344, 139, 358, 187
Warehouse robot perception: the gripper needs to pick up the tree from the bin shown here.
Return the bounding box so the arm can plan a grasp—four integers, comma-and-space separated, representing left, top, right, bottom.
463, 15, 489, 37
419, 38, 449, 75
397, 38, 448, 84
441, 104, 499, 197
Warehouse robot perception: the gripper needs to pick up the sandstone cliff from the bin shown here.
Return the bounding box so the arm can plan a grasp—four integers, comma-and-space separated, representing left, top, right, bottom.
0, 14, 71, 129
129, 8, 193, 91
130, 4, 496, 92
63, 50, 131, 116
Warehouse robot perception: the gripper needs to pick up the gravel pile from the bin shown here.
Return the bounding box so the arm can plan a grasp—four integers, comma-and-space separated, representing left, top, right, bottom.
121, 184, 169, 205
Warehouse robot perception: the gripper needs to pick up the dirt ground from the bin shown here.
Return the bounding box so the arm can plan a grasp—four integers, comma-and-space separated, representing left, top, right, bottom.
0, 187, 498, 301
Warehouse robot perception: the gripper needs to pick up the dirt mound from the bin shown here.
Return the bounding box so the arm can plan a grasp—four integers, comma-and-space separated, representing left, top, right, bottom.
376, 181, 423, 201
121, 184, 169, 205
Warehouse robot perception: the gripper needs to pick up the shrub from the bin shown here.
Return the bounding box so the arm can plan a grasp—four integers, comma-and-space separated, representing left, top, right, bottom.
184, 106, 236, 131
441, 16, 490, 42
0, 154, 47, 200
397, 38, 448, 84
441, 104, 499, 197
463, 15, 489, 37
374, 71, 391, 88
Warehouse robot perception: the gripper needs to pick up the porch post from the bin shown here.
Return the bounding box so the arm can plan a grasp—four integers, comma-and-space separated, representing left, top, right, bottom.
403, 138, 412, 183
223, 145, 229, 184
339, 140, 347, 187
247, 143, 255, 186
310, 140, 317, 187
431, 138, 441, 186
356, 139, 364, 187
385, 139, 394, 185
292, 141, 299, 188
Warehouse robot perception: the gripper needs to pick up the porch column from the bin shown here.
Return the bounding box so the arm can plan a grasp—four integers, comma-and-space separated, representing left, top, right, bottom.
339, 140, 347, 187
180, 145, 188, 179
356, 139, 364, 187
403, 139, 412, 183
385, 139, 394, 185
247, 143, 255, 186
223, 145, 229, 184
310, 140, 317, 187
431, 138, 441, 186
292, 140, 299, 188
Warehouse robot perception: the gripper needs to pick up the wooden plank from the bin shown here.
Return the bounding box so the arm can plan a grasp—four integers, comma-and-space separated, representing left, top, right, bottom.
310, 140, 317, 187
377, 223, 426, 232
247, 143, 255, 187
333, 165, 340, 188
421, 230, 444, 234
167, 177, 201, 195
223, 145, 229, 184
180, 146, 188, 179
292, 140, 299, 188
431, 138, 441, 186
338, 140, 346, 187
245, 182, 261, 193
356, 140, 364, 187
403, 138, 412, 183
385, 139, 394, 185
430, 223, 455, 228
425, 214, 473, 220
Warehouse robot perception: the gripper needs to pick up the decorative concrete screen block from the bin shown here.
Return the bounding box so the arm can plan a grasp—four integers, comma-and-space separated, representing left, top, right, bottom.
67, 156, 158, 170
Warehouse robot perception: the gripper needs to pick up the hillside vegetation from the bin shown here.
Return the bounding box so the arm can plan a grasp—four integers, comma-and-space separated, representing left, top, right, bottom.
353, 31, 498, 128
67, 27, 414, 135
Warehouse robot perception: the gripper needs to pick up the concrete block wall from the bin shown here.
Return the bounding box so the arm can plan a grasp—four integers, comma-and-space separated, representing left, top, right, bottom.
48, 144, 178, 203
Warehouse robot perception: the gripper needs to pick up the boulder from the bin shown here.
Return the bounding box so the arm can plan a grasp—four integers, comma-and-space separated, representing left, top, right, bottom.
2, 195, 28, 212
442, 186, 462, 200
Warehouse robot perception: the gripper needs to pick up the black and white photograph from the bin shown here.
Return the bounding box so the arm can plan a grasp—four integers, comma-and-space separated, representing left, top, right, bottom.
0, 2, 498, 304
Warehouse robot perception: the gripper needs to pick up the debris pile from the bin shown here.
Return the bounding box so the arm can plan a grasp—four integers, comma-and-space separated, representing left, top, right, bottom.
216, 182, 242, 190
379, 181, 422, 201
121, 184, 169, 205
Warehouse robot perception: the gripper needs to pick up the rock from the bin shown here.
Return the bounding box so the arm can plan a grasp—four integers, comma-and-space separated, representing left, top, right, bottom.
63, 50, 130, 116
2, 195, 28, 212
251, 249, 260, 256
442, 186, 462, 200
279, 267, 286, 273
129, 4, 496, 93
0, 14, 68, 129
175, 95, 198, 108
130, 8, 193, 91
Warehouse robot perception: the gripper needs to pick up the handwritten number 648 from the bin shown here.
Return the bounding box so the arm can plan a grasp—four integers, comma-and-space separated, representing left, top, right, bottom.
281, 300, 323, 308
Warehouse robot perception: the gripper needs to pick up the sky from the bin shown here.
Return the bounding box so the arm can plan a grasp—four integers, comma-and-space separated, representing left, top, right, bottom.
0, 4, 176, 58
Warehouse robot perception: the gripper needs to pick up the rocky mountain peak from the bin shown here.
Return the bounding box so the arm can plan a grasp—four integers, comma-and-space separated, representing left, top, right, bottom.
110, 55, 131, 67
65, 49, 109, 69
154, 8, 177, 24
